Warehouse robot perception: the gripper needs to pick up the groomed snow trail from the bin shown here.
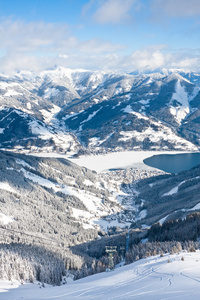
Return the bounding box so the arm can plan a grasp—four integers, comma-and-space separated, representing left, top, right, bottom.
1, 252, 200, 299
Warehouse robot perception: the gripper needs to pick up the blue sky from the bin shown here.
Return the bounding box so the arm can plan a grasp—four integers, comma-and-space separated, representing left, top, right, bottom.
0, 0, 199, 73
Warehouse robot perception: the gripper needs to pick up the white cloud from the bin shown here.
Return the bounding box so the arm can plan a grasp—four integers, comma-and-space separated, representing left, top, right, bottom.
152, 0, 200, 18
0, 19, 124, 54
171, 57, 200, 69
0, 18, 125, 73
60, 48, 200, 73
58, 54, 68, 59
0, 53, 44, 73
92, 0, 140, 24
128, 50, 166, 70
128, 50, 200, 72
0, 18, 199, 73
0, 46, 200, 74
0, 19, 70, 52
78, 38, 125, 53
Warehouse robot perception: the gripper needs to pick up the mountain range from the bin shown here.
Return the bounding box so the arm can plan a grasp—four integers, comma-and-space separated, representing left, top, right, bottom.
0, 67, 200, 154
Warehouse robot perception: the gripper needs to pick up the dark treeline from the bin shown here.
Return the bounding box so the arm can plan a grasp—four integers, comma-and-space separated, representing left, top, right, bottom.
132, 164, 200, 226
148, 212, 200, 242
125, 240, 198, 265
0, 227, 142, 284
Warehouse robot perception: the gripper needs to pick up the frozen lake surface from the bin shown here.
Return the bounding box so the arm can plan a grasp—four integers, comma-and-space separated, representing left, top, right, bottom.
29, 150, 192, 173
69, 150, 186, 173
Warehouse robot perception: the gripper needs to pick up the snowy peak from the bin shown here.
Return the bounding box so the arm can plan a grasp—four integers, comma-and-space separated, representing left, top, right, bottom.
164, 72, 192, 84
40, 67, 110, 96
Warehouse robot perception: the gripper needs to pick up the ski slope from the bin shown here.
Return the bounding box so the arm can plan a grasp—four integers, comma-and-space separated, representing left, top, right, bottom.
1, 251, 200, 299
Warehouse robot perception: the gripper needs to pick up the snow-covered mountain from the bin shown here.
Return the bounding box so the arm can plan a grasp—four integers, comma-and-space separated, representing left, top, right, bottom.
0, 67, 200, 153
0, 107, 81, 154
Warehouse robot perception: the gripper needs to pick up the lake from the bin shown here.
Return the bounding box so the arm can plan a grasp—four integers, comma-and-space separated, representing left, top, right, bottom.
68, 150, 184, 172
143, 152, 200, 173
32, 150, 199, 173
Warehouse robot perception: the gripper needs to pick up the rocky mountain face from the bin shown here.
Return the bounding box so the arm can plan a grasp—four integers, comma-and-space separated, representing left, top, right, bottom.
0, 67, 199, 154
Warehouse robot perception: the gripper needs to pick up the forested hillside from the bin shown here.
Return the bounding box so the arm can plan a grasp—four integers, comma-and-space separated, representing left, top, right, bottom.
0, 150, 124, 284
1, 150, 200, 285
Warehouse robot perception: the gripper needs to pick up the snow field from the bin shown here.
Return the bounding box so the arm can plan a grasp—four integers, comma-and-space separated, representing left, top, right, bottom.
0, 182, 17, 194
43, 87, 59, 99
28, 118, 78, 152
0, 213, 14, 225
40, 104, 61, 124
170, 80, 190, 124
1, 251, 200, 299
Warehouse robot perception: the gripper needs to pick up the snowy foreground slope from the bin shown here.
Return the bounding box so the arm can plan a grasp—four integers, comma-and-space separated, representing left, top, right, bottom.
1, 251, 200, 300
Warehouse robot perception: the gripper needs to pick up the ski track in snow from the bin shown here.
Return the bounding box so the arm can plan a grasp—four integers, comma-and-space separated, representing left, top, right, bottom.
180, 268, 200, 283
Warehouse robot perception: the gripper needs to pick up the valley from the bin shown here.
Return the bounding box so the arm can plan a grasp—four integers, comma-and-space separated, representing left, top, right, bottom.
0, 67, 200, 296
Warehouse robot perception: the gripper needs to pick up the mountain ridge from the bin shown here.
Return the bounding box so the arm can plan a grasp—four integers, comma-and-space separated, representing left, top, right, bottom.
0, 67, 200, 154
